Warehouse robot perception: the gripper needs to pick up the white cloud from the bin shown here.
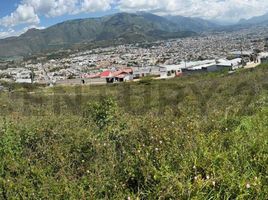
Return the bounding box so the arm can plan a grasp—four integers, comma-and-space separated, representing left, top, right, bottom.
20, 0, 80, 18
118, 0, 163, 11
0, 25, 45, 39
0, 0, 114, 38
1, 0, 268, 30
0, 29, 17, 39
0, 0, 114, 28
0, 4, 40, 27
118, 0, 268, 22
81, 0, 112, 13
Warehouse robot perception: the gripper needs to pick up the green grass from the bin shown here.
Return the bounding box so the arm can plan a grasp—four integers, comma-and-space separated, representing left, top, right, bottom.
0, 65, 267, 199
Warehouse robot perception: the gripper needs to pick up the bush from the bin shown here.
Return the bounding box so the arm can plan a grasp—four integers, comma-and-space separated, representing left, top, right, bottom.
84, 97, 118, 129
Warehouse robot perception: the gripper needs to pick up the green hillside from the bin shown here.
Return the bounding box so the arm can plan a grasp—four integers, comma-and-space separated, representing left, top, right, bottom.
0, 13, 196, 58
165, 15, 219, 32
0, 65, 267, 199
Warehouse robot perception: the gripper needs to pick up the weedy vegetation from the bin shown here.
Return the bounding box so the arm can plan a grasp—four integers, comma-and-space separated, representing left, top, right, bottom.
0, 65, 267, 199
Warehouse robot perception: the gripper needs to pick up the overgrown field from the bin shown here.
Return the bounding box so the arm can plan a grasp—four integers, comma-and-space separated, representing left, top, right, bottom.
0, 65, 268, 199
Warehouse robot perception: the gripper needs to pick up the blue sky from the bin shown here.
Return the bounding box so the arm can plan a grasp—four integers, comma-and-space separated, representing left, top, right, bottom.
1, 0, 268, 39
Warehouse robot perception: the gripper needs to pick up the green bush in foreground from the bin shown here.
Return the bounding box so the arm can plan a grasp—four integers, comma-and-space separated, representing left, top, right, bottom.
0, 66, 267, 199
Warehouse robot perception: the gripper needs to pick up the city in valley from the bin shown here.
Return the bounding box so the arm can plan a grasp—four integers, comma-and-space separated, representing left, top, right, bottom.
1, 26, 268, 88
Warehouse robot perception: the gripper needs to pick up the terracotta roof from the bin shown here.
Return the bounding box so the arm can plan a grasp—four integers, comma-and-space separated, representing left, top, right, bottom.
116, 74, 127, 79
112, 70, 124, 77
100, 70, 112, 78
99, 68, 133, 78
122, 68, 133, 73
86, 73, 100, 78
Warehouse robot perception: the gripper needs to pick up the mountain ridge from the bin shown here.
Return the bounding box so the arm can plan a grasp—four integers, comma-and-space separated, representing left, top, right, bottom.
0, 12, 226, 58
0, 12, 203, 58
164, 15, 220, 32
237, 12, 268, 25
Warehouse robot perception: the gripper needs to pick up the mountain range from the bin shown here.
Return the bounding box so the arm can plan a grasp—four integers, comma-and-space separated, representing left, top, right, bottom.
1, 12, 268, 58
0, 12, 217, 58
238, 12, 268, 25
164, 15, 219, 32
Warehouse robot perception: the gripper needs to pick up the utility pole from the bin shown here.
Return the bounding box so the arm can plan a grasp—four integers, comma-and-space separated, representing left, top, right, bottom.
241, 43, 243, 58
30, 67, 35, 84
240, 39, 245, 66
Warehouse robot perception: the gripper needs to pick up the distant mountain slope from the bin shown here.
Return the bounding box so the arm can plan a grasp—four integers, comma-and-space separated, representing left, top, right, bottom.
214, 13, 268, 32
0, 13, 197, 58
164, 15, 220, 32
238, 13, 268, 25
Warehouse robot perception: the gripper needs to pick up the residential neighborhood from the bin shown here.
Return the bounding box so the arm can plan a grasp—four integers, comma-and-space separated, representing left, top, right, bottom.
0, 26, 268, 86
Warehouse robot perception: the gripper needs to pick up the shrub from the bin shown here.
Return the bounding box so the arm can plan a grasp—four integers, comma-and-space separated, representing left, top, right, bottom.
84, 97, 118, 130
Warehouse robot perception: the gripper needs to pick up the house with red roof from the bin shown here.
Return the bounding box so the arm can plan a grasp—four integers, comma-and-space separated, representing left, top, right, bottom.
100, 70, 113, 78
99, 68, 133, 83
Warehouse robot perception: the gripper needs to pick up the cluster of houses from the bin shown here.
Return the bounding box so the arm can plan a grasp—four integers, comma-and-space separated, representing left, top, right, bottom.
82, 67, 134, 83
82, 50, 268, 85
1, 51, 268, 86
259, 52, 268, 63
0, 68, 34, 84
78, 57, 245, 84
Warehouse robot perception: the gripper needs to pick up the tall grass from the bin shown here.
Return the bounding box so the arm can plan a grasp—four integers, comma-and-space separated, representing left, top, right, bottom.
0, 66, 267, 199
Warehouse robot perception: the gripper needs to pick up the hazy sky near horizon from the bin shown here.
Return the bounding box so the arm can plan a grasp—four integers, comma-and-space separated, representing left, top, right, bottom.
1, 0, 268, 39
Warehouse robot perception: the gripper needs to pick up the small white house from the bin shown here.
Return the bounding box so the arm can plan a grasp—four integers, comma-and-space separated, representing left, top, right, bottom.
159, 65, 183, 79
216, 58, 242, 70
15, 79, 32, 84
258, 52, 268, 63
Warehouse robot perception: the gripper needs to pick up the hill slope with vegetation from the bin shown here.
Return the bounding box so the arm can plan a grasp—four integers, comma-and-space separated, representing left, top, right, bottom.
0, 65, 268, 199
0, 12, 197, 58
164, 15, 219, 32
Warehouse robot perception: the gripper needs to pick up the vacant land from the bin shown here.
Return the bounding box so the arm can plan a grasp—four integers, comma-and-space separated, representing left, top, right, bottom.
0, 65, 267, 199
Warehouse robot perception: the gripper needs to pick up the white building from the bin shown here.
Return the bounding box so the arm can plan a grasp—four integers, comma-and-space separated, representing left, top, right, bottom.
15, 79, 32, 84
216, 58, 242, 70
